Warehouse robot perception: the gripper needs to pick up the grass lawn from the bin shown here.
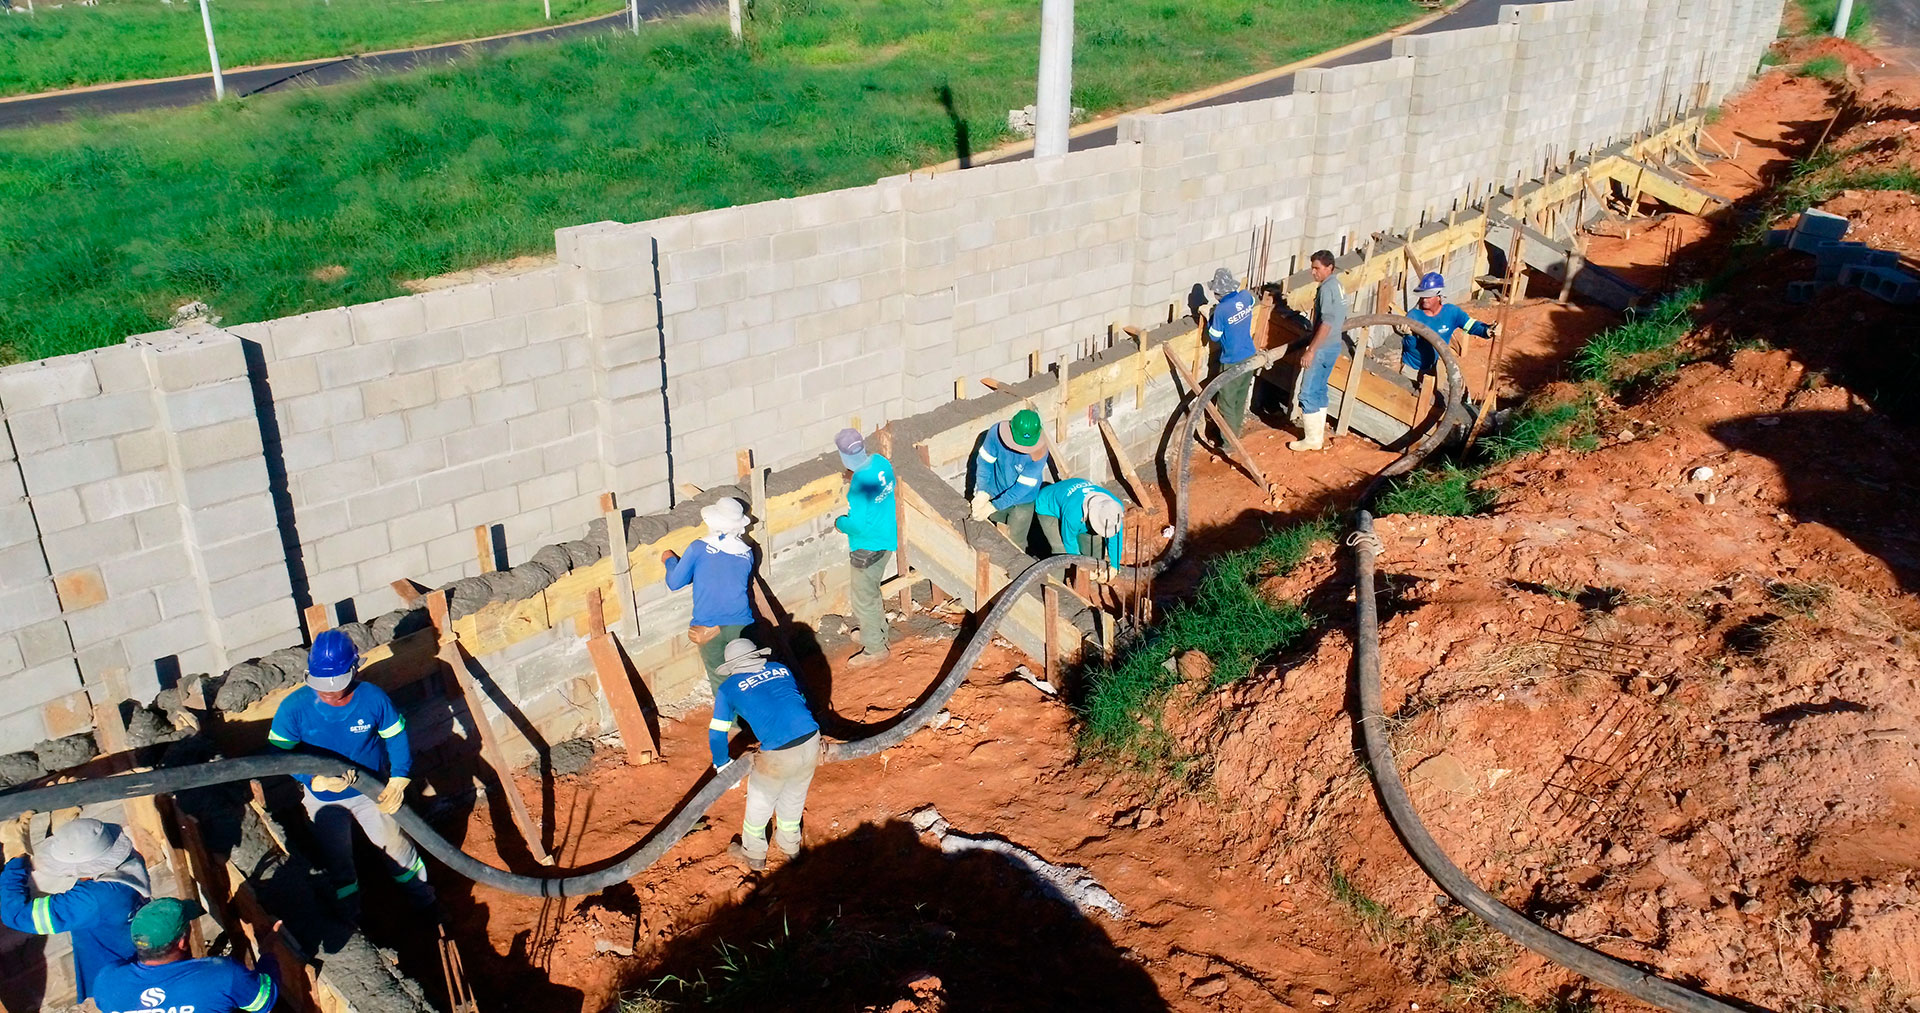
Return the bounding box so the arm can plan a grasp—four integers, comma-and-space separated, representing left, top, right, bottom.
0, 0, 629, 96
0, 0, 1421, 362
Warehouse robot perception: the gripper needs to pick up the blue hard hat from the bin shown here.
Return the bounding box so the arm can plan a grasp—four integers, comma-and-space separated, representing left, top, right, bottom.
1414, 272, 1446, 295
307, 629, 359, 691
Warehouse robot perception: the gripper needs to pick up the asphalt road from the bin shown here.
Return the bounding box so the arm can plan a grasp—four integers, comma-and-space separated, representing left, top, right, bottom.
0, 0, 706, 129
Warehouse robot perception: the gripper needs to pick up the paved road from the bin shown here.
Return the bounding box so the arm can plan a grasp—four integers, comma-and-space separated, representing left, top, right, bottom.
1870, 0, 1920, 71
0, 0, 705, 129
990, 0, 1559, 163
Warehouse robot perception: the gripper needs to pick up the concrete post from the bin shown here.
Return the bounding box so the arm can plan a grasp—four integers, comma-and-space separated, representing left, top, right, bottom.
197, 0, 225, 101
1832, 0, 1853, 38
729, 0, 742, 39
1034, 0, 1074, 158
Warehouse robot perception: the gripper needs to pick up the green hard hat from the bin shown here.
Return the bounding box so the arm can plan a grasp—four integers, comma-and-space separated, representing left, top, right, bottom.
1008, 409, 1044, 449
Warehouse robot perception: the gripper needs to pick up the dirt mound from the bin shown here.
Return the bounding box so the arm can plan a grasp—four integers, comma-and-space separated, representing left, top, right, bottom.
1167, 349, 1920, 1010
1793, 36, 1888, 73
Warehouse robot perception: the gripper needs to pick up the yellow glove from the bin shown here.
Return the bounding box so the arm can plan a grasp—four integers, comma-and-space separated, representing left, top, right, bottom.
969, 491, 994, 522
0, 812, 33, 862
309, 770, 356, 794
376, 776, 411, 815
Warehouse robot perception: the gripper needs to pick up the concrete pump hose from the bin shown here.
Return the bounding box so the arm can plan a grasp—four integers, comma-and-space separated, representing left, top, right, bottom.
1347, 510, 1756, 1013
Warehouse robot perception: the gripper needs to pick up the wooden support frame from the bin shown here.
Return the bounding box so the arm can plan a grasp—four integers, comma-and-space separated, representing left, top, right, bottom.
1162, 345, 1280, 504
599, 492, 640, 640
1095, 418, 1151, 509
428, 589, 554, 865
584, 588, 657, 766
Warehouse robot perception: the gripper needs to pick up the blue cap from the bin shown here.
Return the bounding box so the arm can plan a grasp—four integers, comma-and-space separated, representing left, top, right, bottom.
307, 629, 359, 692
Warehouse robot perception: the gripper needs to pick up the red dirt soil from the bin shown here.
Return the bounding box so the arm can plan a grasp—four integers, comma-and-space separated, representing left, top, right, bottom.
424, 52, 1920, 1013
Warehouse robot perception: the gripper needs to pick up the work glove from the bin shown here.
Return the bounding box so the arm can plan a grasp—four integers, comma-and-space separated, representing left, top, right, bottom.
309, 770, 356, 795
969, 491, 994, 522
375, 776, 411, 815
1093, 562, 1118, 585
1482, 323, 1499, 340
0, 812, 33, 862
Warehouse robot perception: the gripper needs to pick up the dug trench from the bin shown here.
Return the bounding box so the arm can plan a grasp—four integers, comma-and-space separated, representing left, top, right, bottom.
383, 42, 1920, 1013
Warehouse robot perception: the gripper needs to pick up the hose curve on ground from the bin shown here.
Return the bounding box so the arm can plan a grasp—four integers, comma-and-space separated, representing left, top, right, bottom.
0, 313, 1757, 1012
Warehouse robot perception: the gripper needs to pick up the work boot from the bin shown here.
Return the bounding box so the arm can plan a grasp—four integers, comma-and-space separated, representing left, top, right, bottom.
1288, 410, 1327, 452
727, 840, 767, 872
846, 648, 889, 669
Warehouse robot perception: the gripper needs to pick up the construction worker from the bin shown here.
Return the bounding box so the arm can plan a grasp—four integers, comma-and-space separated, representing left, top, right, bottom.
709, 638, 820, 872
268, 629, 433, 918
1034, 477, 1126, 572
92, 897, 277, 1013
1291, 250, 1347, 453
1403, 272, 1495, 379
1206, 268, 1260, 435
968, 409, 1049, 552
0, 815, 150, 1003
662, 497, 757, 690
833, 428, 896, 667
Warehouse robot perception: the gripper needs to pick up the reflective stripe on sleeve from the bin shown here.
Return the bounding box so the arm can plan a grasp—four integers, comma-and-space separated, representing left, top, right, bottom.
240, 975, 274, 1012
708, 719, 732, 732
978, 448, 997, 462
378, 718, 405, 739
267, 730, 297, 748
394, 856, 426, 883
29, 896, 53, 934
1016, 476, 1039, 486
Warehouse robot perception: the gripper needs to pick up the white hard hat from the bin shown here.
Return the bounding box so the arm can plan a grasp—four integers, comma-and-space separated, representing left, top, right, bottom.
39, 819, 134, 879
1085, 493, 1124, 538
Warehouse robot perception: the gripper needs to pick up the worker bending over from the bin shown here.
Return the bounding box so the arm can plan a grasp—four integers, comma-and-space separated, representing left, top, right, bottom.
1402, 272, 1494, 379
268, 630, 433, 918
1291, 250, 1347, 453
1035, 477, 1125, 572
710, 638, 821, 872
969, 409, 1050, 552
663, 497, 758, 689
0, 816, 150, 1002
92, 898, 277, 1013
1205, 268, 1260, 436
834, 429, 897, 667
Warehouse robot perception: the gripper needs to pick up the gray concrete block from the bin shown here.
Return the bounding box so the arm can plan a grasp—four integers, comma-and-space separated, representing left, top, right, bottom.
0, 357, 100, 411
373, 440, 448, 488
421, 284, 496, 331
278, 430, 336, 473
435, 356, 504, 399
197, 528, 287, 585
19, 440, 120, 495
180, 456, 270, 510
5, 406, 65, 457
461, 317, 531, 357
118, 615, 208, 676
64, 590, 161, 650
347, 482, 422, 528
350, 295, 428, 345
206, 567, 289, 621
78, 472, 171, 523
388, 504, 456, 550
473, 381, 539, 421
453, 487, 520, 529
329, 414, 407, 460
417, 462, 486, 506
267, 307, 354, 359
315, 526, 391, 574
216, 599, 300, 658
59, 391, 158, 443
391, 330, 465, 374
142, 332, 248, 392
315, 345, 395, 389
175, 418, 264, 471
363, 372, 438, 417
99, 542, 193, 596
508, 407, 573, 451
293, 458, 374, 508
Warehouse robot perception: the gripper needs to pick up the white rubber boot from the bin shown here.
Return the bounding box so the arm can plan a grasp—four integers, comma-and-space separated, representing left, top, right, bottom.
1288, 410, 1327, 452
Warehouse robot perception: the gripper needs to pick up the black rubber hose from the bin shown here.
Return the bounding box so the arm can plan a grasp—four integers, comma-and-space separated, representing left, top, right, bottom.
1348, 510, 1753, 1013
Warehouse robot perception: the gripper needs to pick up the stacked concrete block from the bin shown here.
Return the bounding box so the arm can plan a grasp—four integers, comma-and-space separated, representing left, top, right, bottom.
1393, 23, 1519, 226
1297, 55, 1416, 252
1498, 3, 1588, 183
0, 382, 78, 747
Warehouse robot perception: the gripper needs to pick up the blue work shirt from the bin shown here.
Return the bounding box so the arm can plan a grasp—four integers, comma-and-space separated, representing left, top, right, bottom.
1402, 303, 1491, 373
709, 662, 819, 767
834, 454, 897, 552
267, 683, 409, 803
972, 426, 1047, 511
94, 955, 277, 1013
1313, 274, 1348, 338
1208, 288, 1257, 365
664, 536, 755, 627
1034, 478, 1124, 568
0, 856, 142, 1001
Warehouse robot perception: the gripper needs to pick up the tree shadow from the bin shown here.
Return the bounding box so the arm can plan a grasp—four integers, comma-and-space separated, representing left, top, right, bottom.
621, 820, 1167, 1011
1706, 409, 1919, 594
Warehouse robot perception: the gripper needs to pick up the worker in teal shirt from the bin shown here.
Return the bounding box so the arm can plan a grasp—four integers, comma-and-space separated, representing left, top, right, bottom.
833, 428, 896, 666
1402, 272, 1495, 377
1035, 477, 1126, 569
93, 898, 277, 1013
968, 409, 1050, 551
0, 816, 150, 1002
1206, 268, 1260, 435
269, 630, 432, 918
708, 638, 821, 872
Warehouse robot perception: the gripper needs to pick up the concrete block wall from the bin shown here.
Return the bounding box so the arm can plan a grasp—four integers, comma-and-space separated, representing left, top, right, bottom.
1392, 23, 1520, 226
1296, 55, 1417, 253
224, 266, 609, 623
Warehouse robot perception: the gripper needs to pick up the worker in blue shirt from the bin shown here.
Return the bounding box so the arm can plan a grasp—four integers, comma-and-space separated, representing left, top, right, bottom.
708, 639, 821, 872
0, 816, 150, 1003
834, 428, 897, 667
1402, 272, 1495, 378
661, 497, 758, 689
968, 409, 1050, 552
268, 630, 432, 918
1034, 477, 1126, 571
93, 898, 277, 1013
1206, 268, 1261, 436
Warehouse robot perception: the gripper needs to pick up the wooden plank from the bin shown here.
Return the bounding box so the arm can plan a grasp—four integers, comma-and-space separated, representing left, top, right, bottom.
585, 589, 656, 766
1043, 584, 1060, 688
223, 854, 331, 1013
302, 604, 330, 640
429, 590, 553, 865
1053, 358, 1071, 443
600, 492, 640, 640
474, 526, 495, 574
1095, 419, 1150, 509
389, 579, 425, 608
1610, 157, 1722, 215
748, 462, 768, 580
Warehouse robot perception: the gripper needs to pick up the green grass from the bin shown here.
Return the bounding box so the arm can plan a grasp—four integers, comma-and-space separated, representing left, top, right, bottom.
1076, 518, 1333, 770
1767, 580, 1831, 618
0, 0, 628, 96
1481, 395, 1599, 462
1327, 863, 1401, 935
1374, 463, 1495, 517
1791, 0, 1870, 38
0, 0, 1422, 363
1798, 53, 1848, 80
1569, 283, 1706, 388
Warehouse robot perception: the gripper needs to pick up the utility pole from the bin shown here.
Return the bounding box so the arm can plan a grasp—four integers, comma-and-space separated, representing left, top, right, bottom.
544, 0, 551, 20
1832, 0, 1853, 37
728, 0, 741, 40
628, 0, 638, 35
1034, 0, 1073, 158
197, 0, 226, 101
